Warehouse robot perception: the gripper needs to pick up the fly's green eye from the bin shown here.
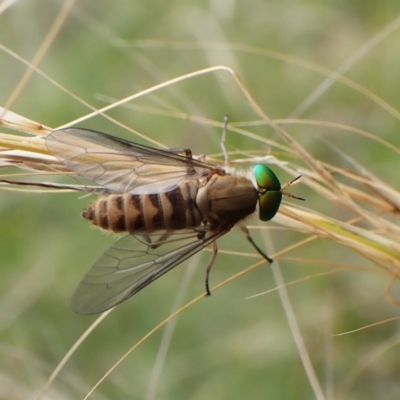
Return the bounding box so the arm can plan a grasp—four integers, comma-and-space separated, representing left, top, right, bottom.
253, 165, 280, 190
258, 190, 282, 221
253, 165, 282, 221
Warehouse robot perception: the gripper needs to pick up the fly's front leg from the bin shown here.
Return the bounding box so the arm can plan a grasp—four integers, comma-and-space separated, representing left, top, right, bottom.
220, 114, 229, 168
205, 240, 219, 296
240, 224, 273, 263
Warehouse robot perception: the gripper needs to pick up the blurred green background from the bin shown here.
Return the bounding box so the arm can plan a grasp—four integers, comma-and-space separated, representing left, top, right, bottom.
1, 1, 400, 399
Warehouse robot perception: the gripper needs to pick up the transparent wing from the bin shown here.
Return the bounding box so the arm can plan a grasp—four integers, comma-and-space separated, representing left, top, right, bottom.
46, 128, 217, 194
71, 228, 228, 314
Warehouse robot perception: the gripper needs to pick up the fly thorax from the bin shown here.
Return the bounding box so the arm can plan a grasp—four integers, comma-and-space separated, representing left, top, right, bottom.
196, 174, 258, 226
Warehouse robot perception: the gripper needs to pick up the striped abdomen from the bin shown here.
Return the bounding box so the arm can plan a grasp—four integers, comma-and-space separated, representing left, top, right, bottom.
82, 182, 203, 233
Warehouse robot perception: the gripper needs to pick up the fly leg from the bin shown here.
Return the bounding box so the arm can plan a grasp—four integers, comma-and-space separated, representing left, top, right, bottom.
240, 224, 273, 263
205, 240, 219, 296
141, 232, 171, 249
220, 114, 229, 168
162, 148, 197, 175
163, 148, 194, 159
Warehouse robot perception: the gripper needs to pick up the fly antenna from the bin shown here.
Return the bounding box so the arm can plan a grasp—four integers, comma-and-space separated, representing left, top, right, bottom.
281, 175, 305, 201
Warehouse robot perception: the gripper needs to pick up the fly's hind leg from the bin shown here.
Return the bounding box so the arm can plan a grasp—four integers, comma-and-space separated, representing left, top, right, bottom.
163, 148, 198, 175
141, 232, 171, 250
205, 240, 219, 296
163, 148, 194, 159
240, 224, 273, 263
166, 147, 206, 163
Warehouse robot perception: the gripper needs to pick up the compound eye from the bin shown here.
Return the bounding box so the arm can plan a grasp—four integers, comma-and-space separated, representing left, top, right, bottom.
259, 191, 282, 221
253, 165, 281, 191
253, 165, 282, 221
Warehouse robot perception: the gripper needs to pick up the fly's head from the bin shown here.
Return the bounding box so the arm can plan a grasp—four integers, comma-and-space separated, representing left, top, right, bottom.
253, 165, 304, 221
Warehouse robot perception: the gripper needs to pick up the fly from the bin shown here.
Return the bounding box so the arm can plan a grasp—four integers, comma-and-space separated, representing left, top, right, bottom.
44, 126, 303, 314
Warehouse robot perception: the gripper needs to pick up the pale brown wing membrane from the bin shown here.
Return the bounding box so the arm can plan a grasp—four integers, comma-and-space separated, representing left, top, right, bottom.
71, 228, 228, 314
0, 178, 107, 194
46, 128, 216, 194
45, 128, 232, 314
